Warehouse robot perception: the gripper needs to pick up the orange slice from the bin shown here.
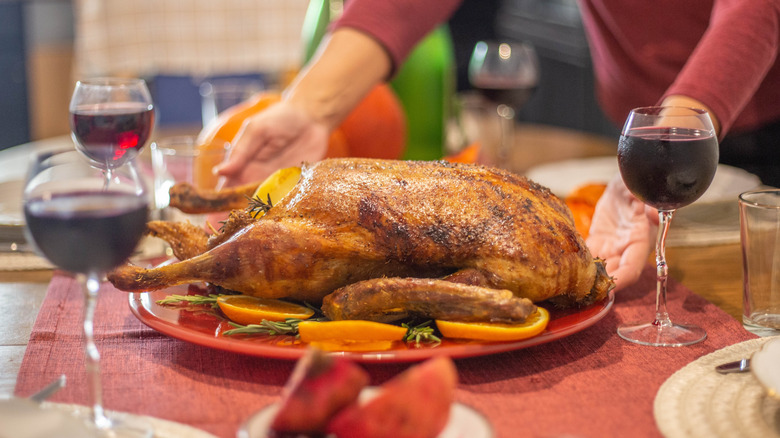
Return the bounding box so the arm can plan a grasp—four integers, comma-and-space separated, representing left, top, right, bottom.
435, 307, 550, 341
308, 340, 396, 352
298, 320, 407, 343
216, 295, 314, 324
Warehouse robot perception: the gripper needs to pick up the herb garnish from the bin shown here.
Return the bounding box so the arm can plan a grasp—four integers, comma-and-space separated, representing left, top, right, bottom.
155, 294, 442, 346
247, 194, 273, 218
403, 320, 442, 345
156, 294, 221, 309
223, 317, 327, 337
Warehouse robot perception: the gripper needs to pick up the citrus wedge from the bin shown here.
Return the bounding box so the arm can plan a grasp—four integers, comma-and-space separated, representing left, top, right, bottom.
436, 307, 549, 341
308, 340, 396, 352
250, 166, 302, 214
216, 295, 314, 324
298, 320, 407, 343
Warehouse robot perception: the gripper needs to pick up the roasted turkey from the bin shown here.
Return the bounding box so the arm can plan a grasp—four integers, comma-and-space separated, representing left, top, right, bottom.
108, 158, 613, 323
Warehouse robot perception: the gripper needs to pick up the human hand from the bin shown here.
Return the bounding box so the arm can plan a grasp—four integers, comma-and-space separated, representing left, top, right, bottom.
585, 173, 658, 291
215, 100, 330, 187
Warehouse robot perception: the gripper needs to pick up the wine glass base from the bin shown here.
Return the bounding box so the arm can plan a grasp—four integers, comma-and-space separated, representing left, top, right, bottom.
617, 321, 707, 347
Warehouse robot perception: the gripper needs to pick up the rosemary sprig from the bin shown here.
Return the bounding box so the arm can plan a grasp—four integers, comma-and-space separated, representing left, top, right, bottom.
156, 294, 222, 309
402, 320, 442, 345
223, 317, 327, 337
246, 193, 273, 218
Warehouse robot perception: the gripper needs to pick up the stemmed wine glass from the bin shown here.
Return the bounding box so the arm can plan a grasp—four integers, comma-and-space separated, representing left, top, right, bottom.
468, 40, 539, 161
69, 78, 155, 186
616, 106, 719, 347
23, 149, 152, 436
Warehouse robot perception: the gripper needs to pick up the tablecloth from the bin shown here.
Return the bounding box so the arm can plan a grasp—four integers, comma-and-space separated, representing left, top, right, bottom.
15, 266, 757, 438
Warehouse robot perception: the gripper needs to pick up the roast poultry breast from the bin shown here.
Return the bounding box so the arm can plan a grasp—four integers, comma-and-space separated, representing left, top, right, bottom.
108, 158, 613, 323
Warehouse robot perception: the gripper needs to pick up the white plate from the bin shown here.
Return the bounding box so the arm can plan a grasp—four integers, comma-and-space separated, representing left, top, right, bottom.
654, 337, 780, 438
238, 387, 493, 438
751, 336, 780, 400
525, 156, 762, 204
0, 397, 95, 438
0, 180, 26, 244
0, 180, 24, 226
0, 398, 216, 438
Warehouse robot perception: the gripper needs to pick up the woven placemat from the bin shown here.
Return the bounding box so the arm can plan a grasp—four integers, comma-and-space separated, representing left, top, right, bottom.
655, 336, 780, 438
0, 252, 53, 271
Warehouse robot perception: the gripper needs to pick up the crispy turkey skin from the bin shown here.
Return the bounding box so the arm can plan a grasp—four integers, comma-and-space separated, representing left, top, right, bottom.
109, 159, 613, 313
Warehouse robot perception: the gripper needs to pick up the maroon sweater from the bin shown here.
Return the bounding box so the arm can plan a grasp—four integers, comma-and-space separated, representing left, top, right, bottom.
335, 0, 780, 136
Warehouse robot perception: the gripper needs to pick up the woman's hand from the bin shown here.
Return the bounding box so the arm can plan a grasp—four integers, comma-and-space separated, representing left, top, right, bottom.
585, 174, 658, 291
215, 100, 330, 187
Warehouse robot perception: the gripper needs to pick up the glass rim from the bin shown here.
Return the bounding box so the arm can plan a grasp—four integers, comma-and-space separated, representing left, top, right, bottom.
738, 189, 780, 209
151, 136, 231, 155
75, 77, 147, 87
629, 106, 709, 116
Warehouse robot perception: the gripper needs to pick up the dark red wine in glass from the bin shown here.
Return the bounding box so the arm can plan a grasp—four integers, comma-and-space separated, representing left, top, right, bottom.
69, 78, 155, 182
22, 149, 153, 436
616, 106, 719, 347
473, 85, 537, 110
618, 126, 718, 210
24, 191, 148, 274
70, 102, 154, 170
468, 41, 539, 162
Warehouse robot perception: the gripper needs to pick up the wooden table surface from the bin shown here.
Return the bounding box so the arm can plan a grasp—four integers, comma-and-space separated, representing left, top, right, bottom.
0, 124, 747, 396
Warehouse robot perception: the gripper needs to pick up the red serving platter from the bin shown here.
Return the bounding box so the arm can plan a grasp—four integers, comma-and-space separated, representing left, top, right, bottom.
129, 284, 614, 363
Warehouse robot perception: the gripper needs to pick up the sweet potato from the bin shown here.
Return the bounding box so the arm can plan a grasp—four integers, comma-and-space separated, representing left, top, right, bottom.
270, 348, 369, 434
326, 356, 457, 438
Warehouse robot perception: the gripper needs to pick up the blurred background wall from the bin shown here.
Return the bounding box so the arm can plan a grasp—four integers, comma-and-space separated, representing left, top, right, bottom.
1, 0, 75, 149
0, 0, 618, 151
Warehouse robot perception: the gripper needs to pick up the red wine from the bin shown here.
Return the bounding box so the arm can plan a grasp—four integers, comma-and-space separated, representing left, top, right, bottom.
474, 86, 536, 109
618, 127, 718, 210
70, 103, 154, 168
24, 192, 148, 274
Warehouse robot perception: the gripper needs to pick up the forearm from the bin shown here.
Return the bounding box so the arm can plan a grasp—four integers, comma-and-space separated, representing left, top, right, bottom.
283, 28, 392, 131
334, 0, 462, 74
662, 0, 780, 136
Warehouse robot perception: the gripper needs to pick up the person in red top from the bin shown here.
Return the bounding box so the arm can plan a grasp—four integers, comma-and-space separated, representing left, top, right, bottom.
215, 0, 780, 290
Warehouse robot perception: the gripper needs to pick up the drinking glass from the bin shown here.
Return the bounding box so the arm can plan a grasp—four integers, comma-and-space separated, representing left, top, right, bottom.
616, 106, 719, 346
23, 148, 152, 436
69, 77, 155, 185
468, 40, 539, 161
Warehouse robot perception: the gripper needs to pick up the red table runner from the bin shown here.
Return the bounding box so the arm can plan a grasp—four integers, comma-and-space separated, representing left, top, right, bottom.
15, 267, 756, 438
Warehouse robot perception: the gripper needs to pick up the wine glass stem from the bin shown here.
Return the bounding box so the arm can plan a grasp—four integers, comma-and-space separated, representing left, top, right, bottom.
496, 104, 515, 162
82, 272, 111, 430
654, 210, 674, 327
102, 169, 112, 191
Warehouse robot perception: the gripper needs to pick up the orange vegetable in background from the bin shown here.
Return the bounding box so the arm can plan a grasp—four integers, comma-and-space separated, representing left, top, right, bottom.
443, 141, 480, 164
339, 83, 406, 160
193, 84, 406, 189
194, 92, 278, 190
565, 183, 607, 239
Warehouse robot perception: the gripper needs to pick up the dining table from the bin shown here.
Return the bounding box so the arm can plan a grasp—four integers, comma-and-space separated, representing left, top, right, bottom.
0, 124, 773, 438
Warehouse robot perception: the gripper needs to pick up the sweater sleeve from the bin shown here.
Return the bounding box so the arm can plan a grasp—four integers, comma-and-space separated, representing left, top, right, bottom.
662, 0, 780, 136
332, 0, 463, 76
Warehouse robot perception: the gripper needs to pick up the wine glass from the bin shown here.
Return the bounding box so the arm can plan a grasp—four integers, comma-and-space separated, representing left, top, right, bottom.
23, 148, 152, 436
468, 40, 539, 162
69, 77, 155, 185
616, 106, 719, 347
